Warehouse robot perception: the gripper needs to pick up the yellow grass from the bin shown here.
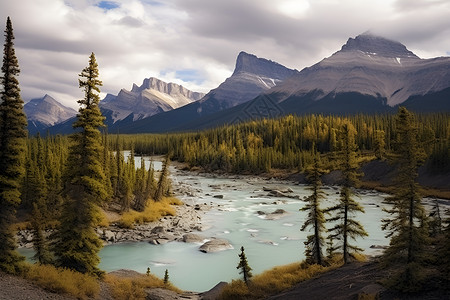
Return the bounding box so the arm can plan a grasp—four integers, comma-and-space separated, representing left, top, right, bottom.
93, 207, 110, 227
219, 258, 343, 300
119, 197, 182, 228
24, 264, 100, 299
104, 273, 182, 300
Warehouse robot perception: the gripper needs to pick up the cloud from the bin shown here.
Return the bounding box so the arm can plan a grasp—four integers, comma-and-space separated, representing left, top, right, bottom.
0, 0, 449, 109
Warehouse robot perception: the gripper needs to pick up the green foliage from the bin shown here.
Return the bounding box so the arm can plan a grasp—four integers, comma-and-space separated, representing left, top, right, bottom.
326, 121, 367, 264
31, 203, 52, 265
155, 153, 171, 201
300, 150, 327, 265
0, 16, 27, 274
117, 112, 448, 175
381, 107, 429, 291
237, 246, 253, 286
163, 269, 169, 285
52, 53, 106, 276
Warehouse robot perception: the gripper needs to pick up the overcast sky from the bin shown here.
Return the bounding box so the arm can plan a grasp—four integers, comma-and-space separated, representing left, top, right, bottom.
1, 0, 449, 109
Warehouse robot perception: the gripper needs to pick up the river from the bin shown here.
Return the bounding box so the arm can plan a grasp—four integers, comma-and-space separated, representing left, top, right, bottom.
19, 155, 446, 292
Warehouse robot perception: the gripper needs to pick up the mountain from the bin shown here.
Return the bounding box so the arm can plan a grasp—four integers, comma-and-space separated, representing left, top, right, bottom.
113, 51, 298, 133
24, 94, 77, 135
100, 77, 205, 123
268, 33, 450, 114
175, 33, 450, 131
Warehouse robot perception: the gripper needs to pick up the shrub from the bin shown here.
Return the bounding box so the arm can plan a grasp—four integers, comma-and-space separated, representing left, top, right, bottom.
25, 264, 99, 299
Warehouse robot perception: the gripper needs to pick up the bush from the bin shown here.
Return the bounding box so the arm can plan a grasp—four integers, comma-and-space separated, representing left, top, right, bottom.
104, 273, 181, 300
119, 197, 180, 228
25, 264, 99, 299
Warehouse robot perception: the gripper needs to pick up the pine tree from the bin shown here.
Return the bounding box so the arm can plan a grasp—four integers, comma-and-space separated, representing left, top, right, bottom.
237, 246, 253, 286
0, 17, 27, 274
300, 150, 327, 265
52, 53, 106, 276
155, 154, 171, 201
381, 107, 428, 291
133, 155, 147, 211
163, 269, 169, 285
327, 122, 367, 264
31, 202, 52, 265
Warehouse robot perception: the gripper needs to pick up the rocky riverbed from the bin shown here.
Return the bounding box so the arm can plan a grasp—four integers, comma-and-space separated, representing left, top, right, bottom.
16, 202, 212, 249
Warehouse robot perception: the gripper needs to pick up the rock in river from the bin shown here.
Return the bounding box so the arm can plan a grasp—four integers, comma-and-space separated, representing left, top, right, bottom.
182, 233, 206, 243
199, 239, 233, 253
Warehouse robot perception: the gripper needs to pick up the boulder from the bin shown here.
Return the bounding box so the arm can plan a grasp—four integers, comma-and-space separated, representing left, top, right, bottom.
265, 209, 289, 220
182, 233, 205, 243
103, 230, 116, 242
199, 239, 233, 253
151, 226, 166, 234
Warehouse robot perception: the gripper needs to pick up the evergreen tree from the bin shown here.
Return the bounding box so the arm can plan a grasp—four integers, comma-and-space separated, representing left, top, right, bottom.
0, 17, 27, 274
300, 150, 327, 265
31, 202, 52, 265
155, 154, 171, 201
373, 129, 386, 160
163, 269, 169, 285
429, 199, 442, 237
381, 107, 428, 291
237, 246, 253, 286
52, 53, 106, 276
327, 122, 367, 264
133, 155, 147, 211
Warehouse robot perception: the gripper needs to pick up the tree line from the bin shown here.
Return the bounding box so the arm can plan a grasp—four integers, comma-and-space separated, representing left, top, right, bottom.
116, 112, 449, 175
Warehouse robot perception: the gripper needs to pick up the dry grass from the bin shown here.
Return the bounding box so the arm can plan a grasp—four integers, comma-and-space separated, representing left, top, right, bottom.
219, 257, 343, 300
119, 197, 182, 228
24, 264, 100, 299
360, 181, 450, 200
104, 273, 181, 300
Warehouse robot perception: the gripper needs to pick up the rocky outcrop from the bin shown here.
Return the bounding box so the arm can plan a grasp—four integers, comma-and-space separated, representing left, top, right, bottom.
199, 239, 233, 253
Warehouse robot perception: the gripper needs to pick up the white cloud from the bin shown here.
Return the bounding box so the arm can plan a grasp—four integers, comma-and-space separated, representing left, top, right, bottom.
0, 0, 449, 109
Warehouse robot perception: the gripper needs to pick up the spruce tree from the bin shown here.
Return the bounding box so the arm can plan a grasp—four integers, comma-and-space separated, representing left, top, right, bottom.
300, 150, 326, 265
52, 53, 107, 276
163, 269, 169, 285
381, 107, 428, 291
327, 122, 367, 264
0, 17, 27, 274
237, 246, 253, 286
155, 154, 171, 201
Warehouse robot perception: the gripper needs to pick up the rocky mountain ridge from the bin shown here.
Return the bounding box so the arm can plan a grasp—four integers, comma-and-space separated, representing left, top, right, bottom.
269, 33, 450, 108
100, 77, 204, 123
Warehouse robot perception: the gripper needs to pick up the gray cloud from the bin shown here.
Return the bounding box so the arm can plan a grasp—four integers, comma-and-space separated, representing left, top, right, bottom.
1, 0, 449, 109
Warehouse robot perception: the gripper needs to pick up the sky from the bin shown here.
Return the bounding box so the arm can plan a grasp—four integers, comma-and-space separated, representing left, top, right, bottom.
1, 0, 449, 109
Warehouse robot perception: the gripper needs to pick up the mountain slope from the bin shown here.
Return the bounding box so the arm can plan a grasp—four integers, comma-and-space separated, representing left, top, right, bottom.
100, 77, 204, 123
268, 33, 450, 112
24, 94, 77, 135
114, 51, 298, 133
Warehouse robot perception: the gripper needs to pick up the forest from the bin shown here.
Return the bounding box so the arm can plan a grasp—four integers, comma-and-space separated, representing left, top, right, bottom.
1, 16, 449, 299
